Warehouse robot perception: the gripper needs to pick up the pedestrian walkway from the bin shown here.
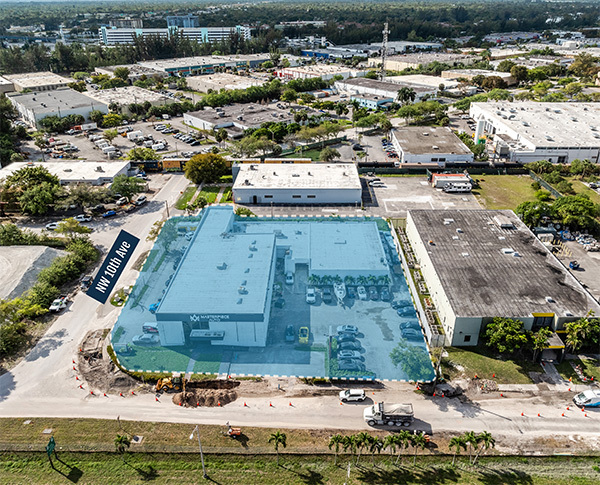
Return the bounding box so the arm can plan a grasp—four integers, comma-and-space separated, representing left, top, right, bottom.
542, 361, 568, 387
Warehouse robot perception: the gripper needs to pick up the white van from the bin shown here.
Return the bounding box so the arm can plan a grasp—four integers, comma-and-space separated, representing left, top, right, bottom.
143, 140, 154, 148
573, 390, 600, 408
102, 145, 116, 154
152, 143, 166, 151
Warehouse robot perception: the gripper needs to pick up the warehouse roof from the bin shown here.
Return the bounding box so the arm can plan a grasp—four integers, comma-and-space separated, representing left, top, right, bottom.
386, 52, 477, 66
4, 71, 71, 89
158, 208, 274, 317
186, 104, 294, 127
85, 86, 173, 105
338, 77, 433, 94
393, 127, 473, 156
407, 209, 600, 318
470, 102, 600, 148
9, 88, 105, 114
233, 163, 361, 190
387, 74, 460, 89
0, 160, 130, 184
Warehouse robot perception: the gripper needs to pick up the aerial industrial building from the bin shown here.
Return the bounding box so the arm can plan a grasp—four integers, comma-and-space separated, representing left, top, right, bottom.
470, 102, 600, 164
84, 86, 174, 114
185, 73, 264, 92
274, 65, 365, 81
0, 161, 130, 185
441, 69, 516, 86
94, 64, 167, 82
335, 77, 435, 102
0, 76, 14, 93
232, 163, 362, 205
368, 52, 478, 71
137, 54, 270, 76
9, 88, 108, 128
4, 71, 72, 92
406, 209, 600, 347
137, 207, 389, 348
391, 127, 474, 166
183, 104, 295, 133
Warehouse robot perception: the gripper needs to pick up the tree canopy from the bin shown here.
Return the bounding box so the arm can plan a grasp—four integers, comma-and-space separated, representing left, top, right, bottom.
184, 153, 229, 185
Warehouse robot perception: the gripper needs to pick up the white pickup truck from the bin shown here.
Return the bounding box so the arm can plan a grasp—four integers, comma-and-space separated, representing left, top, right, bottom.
49, 296, 68, 312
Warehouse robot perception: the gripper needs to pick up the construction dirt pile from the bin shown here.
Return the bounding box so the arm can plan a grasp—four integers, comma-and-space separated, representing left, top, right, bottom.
172, 389, 238, 407
78, 330, 139, 393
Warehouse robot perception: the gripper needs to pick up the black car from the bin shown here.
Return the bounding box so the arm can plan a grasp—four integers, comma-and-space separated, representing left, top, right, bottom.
336, 333, 357, 343
347, 286, 357, 299
400, 320, 420, 331
91, 204, 105, 213
80, 275, 93, 291
339, 341, 362, 351
380, 287, 391, 301
338, 359, 366, 372
401, 328, 422, 340
285, 324, 295, 342
322, 287, 333, 304
352, 144, 363, 151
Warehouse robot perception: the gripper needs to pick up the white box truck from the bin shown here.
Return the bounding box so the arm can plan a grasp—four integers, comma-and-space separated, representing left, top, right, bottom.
152, 142, 166, 151
443, 182, 472, 193
364, 402, 414, 427
127, 130, 143, 141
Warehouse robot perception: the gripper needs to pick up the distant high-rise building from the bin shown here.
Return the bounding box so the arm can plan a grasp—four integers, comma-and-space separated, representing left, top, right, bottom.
166, 14, 200, 28
110, 18, 143, 29
99, 26, 251, 46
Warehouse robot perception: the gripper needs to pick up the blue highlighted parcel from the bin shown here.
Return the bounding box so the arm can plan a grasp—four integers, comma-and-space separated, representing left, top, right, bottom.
111, 207, 435, 382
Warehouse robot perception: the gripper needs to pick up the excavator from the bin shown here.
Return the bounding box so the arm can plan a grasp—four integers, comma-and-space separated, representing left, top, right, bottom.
156, 372, 186, 393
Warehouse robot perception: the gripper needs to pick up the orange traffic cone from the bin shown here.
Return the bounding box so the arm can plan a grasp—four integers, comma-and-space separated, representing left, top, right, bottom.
119, 392, 123, 397
75, 376, 79, 380
289, 402, 293, 407
90, 391, 94, 395
217, 401, 221, 407
104, 393, 107, 397
155, 397, 159, 402
79, 384, 83, 389
131, 391, 135, 395
537, 413, 541, 417
269, 401, 273, 407
243, 402, 248, 407
521, 412, 524, 416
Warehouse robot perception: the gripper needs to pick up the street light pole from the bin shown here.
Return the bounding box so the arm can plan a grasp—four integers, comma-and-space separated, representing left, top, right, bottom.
190, 425, 208, 479
165, 199, 170, 218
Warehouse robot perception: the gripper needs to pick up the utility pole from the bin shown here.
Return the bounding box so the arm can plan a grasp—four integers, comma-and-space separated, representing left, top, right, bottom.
380, 20, 390, 81
189, 425, 208, 479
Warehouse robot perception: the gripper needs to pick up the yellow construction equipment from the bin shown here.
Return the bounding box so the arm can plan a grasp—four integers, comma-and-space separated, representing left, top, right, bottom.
156, 372, 186, 393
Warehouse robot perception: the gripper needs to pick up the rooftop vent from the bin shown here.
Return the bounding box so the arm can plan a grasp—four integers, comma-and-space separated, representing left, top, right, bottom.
501, 247, 514, 254
456, 228, 463, 233
452, 235, 459, 240
493, 214, 515, 229
63, 168, 72, 172
422, 132, 429, 136
292, 174, 300, 177
237, 298, 243, 304
512, 251, 521, 257
238, 286, 248, 295
95, 166, 104, 172
443, 218, 454, 225
432, 145, 439, 150
249, 244, 257, 251
217, 262, 227, 270
545, 296, 555, 303
248, 253, 253, 258
244, 268, 250, 273
461, 252, 469, 257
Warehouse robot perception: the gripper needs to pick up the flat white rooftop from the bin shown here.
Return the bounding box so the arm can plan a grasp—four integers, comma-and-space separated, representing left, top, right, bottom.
0, 161, 130, 183
4, 71, 71, 88
386, 74, 460, 89
233, 163, 361, 190
471, 101, 600, 148
85, 86, 172, 105
279, 65, 364, 75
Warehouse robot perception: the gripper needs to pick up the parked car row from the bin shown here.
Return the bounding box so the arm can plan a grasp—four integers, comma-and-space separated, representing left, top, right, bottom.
382, 138, 398, 159
174, 131, 202, 146
335, 326, 366, 372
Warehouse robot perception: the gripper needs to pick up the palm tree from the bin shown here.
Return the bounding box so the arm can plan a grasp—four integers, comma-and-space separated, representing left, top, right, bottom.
114, 434, 131, 462
333, 275, 343, 284
394, 430, 412, 465
367, 275, 377, 286
411, 432, 428, 466
369, 436, 383, 465
344, 275, 356, 286
383, 435, 397, 465
448, 436, 467, 466
472, 431, 495, 465
396, 87, 416, 105
357, 276, 368, 286
308, 274, 320, 286
268, 431, 287, 466
342, 434, 357, 462
462, 431, 480, 465
354, 432, 371, 465
329, 434, 344, 465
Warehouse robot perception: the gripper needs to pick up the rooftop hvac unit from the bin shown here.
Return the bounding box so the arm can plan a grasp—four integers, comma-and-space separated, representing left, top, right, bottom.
238, 286, 248, 294
545, 296, 555, 303
422, 132, 429, 136
432, 145, 439, 150
292, 174, 300, 177
217, 262, 227, 270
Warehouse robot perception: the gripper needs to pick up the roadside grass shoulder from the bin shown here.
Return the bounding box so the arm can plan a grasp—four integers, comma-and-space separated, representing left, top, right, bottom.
444, 346, 540, 384
174, 185, 197, 210
472, 175, 537, 210
556, 358, 600, 383
199, 186, 221, 204
566, 177, 600, 205
0, 451, 598, 484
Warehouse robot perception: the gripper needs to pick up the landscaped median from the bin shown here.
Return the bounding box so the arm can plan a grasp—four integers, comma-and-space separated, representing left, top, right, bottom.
0, 418, 599, 484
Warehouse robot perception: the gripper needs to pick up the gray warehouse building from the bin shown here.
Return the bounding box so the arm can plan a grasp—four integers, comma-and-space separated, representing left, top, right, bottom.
232, 163, 362, 205
405, 209, 600, 347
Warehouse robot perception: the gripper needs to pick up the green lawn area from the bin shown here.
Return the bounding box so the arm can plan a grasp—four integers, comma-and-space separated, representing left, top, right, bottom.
118, 346, 194, 373
443, 346, 541, 384
174, 185, 197, 210
472, 175, 538, 210
199, 185, 221, 204
192, 353, 222, 374
556, 358, 600, 383
1, 452, 599, 484
284, 149, 321, 161
567, 177, 600, 205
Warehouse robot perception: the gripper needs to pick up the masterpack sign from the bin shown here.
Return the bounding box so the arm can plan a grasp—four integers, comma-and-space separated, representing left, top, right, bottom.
87, 230, 139, 304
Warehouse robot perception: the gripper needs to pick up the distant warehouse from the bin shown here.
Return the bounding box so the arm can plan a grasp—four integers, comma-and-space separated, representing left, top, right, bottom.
406, 209, 600, 347
470, 102, 600, 164
391, 127, 474, 166
0, 161, 130, 185
232, 163, 362, 205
